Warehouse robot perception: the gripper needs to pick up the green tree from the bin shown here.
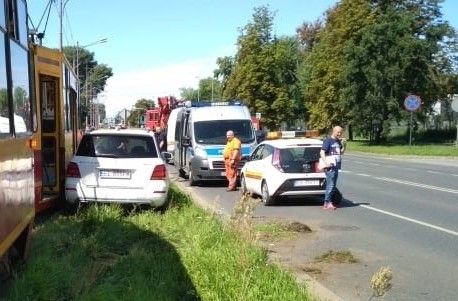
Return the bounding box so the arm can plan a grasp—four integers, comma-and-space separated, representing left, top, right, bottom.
301, 0, 375, 132
219, 6, 301, 130
340, 0, 457, 143
179, 87, 197, 101
63, 46, 113, 124
199, 77, 222, 102
179, 78, 222, 102
128, 98, 155, 128
214, 56, 234, 92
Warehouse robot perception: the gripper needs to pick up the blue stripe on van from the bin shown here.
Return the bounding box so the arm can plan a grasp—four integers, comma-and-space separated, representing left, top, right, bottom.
205, 146, 251, 156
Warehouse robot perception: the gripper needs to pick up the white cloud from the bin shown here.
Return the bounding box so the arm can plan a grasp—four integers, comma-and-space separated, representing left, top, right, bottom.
103, 56, 223, 117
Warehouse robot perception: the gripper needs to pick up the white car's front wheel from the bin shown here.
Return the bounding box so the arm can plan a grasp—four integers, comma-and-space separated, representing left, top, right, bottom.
240, 175, 247, 194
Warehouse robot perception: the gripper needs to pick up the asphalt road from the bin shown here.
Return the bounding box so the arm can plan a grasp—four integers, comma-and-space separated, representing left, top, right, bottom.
168, 153, 458, 301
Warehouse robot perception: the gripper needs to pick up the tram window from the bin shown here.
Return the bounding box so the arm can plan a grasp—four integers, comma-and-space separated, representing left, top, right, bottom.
5, 0, 26, 46
0, 2, 5, 29
10, 42, 32, 134
16, 0, 28, 46
42, 80, 56, 133
0, 36, 9, 136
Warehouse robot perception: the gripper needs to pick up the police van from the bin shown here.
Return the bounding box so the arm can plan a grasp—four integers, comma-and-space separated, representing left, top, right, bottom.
166, 101, 257, 186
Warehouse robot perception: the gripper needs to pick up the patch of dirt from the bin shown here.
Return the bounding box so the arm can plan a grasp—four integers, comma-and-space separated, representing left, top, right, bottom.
283, 221, 312, 233
254, 218, 349, 301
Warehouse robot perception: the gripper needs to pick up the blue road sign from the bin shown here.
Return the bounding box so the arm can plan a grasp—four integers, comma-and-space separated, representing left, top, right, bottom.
404, 95, 422, 112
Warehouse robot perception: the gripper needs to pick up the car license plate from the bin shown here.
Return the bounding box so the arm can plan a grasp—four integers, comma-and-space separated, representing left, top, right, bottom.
99, 169, 131, 179
221, 172, 226, 176
294, 180, 319, 187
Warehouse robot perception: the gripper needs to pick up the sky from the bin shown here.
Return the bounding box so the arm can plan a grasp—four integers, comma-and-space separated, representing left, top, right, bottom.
27, 0, 458, 118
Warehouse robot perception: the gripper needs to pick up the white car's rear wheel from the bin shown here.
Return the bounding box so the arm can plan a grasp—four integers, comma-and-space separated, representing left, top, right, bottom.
261, 181, 276, 206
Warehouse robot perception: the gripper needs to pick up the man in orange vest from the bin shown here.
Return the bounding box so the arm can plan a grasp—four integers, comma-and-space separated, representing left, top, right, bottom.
223, 130, 241, 191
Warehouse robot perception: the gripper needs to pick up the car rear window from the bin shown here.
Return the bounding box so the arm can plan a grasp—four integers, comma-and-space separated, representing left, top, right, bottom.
280, 146, 321, 163
279, 146, 321, 173
77, 134, 158, 158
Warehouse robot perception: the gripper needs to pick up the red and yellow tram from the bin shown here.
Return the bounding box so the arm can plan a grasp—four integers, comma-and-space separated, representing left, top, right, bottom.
1, 0, 80, 278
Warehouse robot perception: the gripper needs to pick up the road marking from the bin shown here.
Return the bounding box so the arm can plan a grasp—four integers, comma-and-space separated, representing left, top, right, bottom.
375, 177, 458, 194
427, 170, 440, 174
343, 171, 457, 194
360, 204, 458, 237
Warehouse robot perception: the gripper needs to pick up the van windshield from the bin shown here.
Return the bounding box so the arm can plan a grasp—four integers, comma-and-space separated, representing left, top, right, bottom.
194, 120, 255, 145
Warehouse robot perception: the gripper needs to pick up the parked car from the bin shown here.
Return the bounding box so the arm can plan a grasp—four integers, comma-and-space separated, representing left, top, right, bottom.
240, 131, 326, 206
65, 129, 170, 210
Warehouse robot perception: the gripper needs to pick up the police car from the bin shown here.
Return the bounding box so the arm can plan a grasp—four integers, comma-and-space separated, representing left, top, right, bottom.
240, 130, 326, 206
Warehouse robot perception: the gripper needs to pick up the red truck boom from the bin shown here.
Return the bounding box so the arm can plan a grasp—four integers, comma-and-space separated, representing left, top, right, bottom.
145, 96, 181, 130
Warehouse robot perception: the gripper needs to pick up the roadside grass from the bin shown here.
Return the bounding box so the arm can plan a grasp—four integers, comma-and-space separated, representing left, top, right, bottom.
0, 186, 317, 301
347, 140, 458, 157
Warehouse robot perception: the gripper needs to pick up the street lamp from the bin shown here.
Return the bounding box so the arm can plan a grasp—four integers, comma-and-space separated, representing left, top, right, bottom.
75, 38, 108, 130
195, 76, 200, 102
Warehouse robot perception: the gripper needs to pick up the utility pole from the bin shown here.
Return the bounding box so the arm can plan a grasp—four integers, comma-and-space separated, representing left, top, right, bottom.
59, 0, 63, 51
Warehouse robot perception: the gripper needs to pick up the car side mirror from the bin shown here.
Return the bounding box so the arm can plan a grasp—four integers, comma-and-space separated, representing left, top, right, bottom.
162, 152, 172, 160
182, 136, 191, 147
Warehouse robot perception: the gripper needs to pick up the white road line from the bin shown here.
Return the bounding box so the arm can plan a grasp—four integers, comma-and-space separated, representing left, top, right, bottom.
376, 177, 458, 194
360, 204, 458, 237
427, 170, 440, 174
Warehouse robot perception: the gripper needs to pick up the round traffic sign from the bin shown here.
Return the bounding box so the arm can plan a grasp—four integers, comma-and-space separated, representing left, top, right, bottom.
404, 95, 422, 112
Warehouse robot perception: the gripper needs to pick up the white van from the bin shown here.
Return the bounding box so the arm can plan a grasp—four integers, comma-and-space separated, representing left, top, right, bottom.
166, 107, 180, 154
166, 101, 257, 186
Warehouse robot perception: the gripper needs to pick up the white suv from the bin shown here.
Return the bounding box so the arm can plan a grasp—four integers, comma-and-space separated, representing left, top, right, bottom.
240, 131, 325, 205
65, 129, 170, 210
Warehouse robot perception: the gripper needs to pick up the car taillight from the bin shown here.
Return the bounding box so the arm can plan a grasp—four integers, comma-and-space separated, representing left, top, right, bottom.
66, 162, 81, 178
272, 149, 284, 172
314, 161, 323, 173
151, 164, 167, 180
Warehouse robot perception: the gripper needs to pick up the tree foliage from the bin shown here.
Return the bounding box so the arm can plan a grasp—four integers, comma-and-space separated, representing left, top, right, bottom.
184, 1, 458, 138
301, 0, 457, 143
126, 98, 155, 128
218, 6, 302, 130
301, 0, 375, 131
63, 46, 113, 125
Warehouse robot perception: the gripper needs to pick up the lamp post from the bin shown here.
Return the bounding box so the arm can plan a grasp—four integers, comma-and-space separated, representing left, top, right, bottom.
75, 38, 108, 131
211, 78, 214, 102
84, 74, 109, 129
195, 76, 200, 102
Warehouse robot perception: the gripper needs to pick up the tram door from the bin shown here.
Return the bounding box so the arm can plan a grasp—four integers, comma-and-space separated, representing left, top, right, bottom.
40, 75, 60, 195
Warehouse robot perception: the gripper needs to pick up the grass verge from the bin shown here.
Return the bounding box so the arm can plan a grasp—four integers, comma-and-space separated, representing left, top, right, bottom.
0, 185, 317, 301
347, 141, 458, 157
